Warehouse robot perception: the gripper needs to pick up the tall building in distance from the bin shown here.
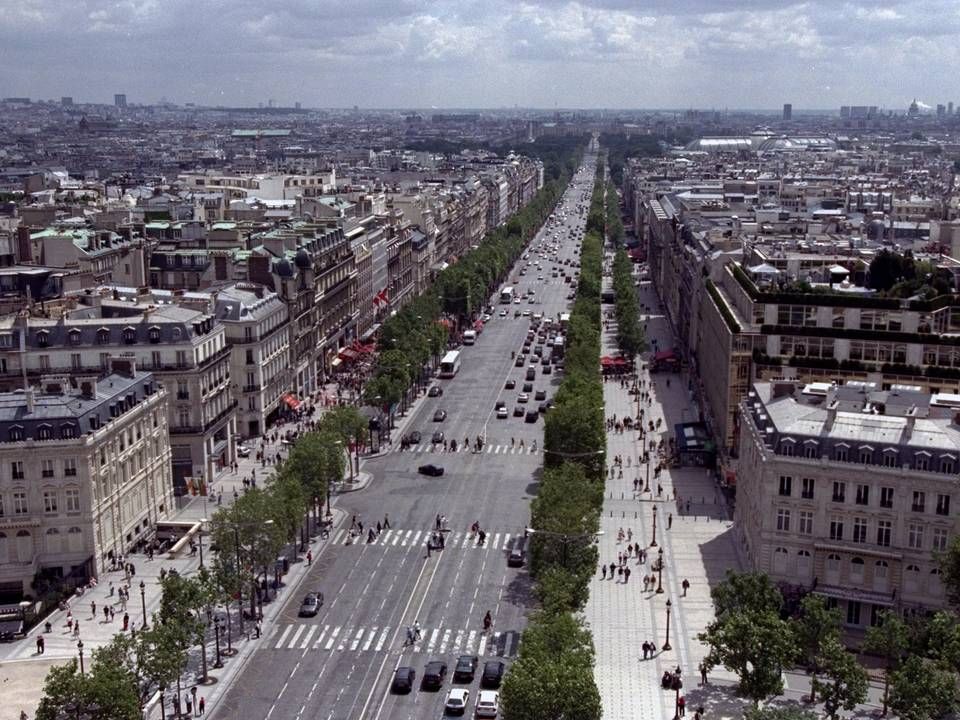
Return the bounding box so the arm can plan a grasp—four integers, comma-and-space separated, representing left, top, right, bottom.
782, 103, 792, 121
114, 93, 127, 108
60, 96, 73, 106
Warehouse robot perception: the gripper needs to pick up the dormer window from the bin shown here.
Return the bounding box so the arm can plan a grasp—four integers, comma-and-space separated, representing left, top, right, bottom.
148, 326, 161, 344
36, 330, 49, 347
780, 438, 795, 456
8, 425, 23, 441
60, 423, 76, 439
37, 424, 52, 440
68, 329, 82, 346
96, 328, 110, 345
122, 327, 136, 345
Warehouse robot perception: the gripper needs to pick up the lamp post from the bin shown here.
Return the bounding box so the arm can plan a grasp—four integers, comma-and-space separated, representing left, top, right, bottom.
139, 580, 147, 628
233, 526, 244, 632
656, 547, 665, 594
650, 505, 658, 547
198, 519, 206, 568
663, 599, 673, 651
160, 686, 166, 720
644, 451, 651, 492
77, 639, 84, 675
213, 617, 223, 668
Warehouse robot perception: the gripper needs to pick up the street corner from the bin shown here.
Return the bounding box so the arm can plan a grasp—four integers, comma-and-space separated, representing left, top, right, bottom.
0, 656, 71, 720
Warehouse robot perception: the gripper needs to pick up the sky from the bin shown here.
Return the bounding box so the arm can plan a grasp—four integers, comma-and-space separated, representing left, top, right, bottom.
1, 0, 959, 110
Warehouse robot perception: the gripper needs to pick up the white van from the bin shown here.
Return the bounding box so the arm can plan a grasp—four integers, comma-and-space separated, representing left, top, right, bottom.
463, 330, 477, 345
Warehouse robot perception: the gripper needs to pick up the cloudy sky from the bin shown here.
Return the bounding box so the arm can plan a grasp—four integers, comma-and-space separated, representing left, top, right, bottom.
1, 0, 959, 110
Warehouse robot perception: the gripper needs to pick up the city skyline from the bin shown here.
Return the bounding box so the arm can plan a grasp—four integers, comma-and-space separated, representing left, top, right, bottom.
2, 0, 960, 110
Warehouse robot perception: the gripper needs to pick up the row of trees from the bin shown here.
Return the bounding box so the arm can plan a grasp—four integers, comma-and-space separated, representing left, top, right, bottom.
699, 569, 960, 720
612, 249, 646, 357
500, 163, 607, 720
604, 181, 624, 246
37, 407, 368, 720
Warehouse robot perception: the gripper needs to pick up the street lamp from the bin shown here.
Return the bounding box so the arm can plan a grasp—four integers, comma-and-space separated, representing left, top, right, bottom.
160, 685, 167, 720
77, 639, 84, 675
663, 599, 673, 651
139, 580, 147, 628
198, 518, 206, 568
656, 547, 665, 594
650, 505, 658, 547
213, 617, 223, 668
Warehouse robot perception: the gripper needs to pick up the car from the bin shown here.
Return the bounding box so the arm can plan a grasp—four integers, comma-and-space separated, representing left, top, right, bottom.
433, 409, 447, 422
513, 405, 524, 417
422, 660, 447, 690
482, 314, 492, 322
428, 385, 443, 397
528, 296, 536, 304
534, 390, 546, 401
505, 379, 516, 389
445, 688, 470, 715
431, 431, 445, 444
522, 382, 533, 392
543, 364, 553, 375
454, 654, 479, 682
522, 309, 531, 316
517, 393, 529, 403
391, 666, 416, 693
481, 661, 505, 689
409, 430, 422, 444
525, 410, 539, 423
496, 407, 508, 419
418, 464, 445, 477
526, 368, 536, 381
475, 690, 500, 718
539, 402, 549, 414
514, 296, 521, 303
236, 444, 251, 457
499, 309, 508, 317
515, 355, 525, 367
298, 592, 324, 617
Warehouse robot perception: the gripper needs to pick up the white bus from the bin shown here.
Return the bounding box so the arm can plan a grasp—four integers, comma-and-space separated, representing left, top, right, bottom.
500, 286, 515, 304
438, 350, 462, 378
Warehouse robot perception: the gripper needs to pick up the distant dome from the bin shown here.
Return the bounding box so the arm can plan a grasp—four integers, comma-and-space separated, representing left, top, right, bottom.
274, 258, 293, 277
294, 248, 311, 269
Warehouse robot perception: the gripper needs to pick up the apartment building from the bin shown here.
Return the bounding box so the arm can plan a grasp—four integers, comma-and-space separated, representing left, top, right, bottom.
0, 366, 172, 600
736, 381, 960, 626
0, 295, 235, 492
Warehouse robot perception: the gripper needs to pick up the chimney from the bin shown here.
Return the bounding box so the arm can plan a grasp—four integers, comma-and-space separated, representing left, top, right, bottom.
824, 400, 839, 431
16, 226, 31, 264
24, 388, 35, 414
80, 380, 96, 398
904, 405, 917, 440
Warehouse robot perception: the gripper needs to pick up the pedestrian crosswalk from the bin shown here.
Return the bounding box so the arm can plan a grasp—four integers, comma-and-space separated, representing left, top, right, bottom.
270, 622, 520, 658
394, 443, 540, 455
328, 528, 514, 552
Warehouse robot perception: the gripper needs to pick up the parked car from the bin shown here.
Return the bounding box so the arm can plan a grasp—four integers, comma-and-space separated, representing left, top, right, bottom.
496, 407, 509, 419
454, 654, 478, 682
433, 409, 447, 422
481, 660, 505, 688
422, 661, 447, 690
505, 379, 516, 389
475, 690, 500, 718
445, 688, 470, 715
391, 666, 416, 693
298, 592, 324, 617
534, 390, 546, 401
513, 405, 524, 417
418, 464, 445, 477
525, 410, 539, 423
408, 430, 422, 444
428, 385, 443, 397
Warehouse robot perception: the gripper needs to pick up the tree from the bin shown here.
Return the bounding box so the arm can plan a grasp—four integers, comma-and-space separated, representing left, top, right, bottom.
268, 468, 308, 561
938, 535, 960, 609
157, 569, 216, 683
743, 708, 818, 720
133, 620, 189, 705
500, 654, 602, 720
813, 636, 868, 719
711, 571, 783, 618
863, 609, 910, 715
795, 594, 842, 702
36, 644, 141, 720
888, 655, 957, 720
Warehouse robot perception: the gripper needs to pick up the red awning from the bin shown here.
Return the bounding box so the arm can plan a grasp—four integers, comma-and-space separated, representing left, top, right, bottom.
601, 357, 615, 366
338, 347, 358, 362
473, 319, 484, 330
654, 350, 677, 361
283, 393, 301, 410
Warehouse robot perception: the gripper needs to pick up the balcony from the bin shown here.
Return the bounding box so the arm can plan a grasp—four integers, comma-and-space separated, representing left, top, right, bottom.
242, 385, 262, 393
170, 399, 238, 436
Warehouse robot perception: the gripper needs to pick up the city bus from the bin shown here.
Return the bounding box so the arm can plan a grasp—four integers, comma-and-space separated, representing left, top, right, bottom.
500, 286, 515, 304
438, 350, 462, 378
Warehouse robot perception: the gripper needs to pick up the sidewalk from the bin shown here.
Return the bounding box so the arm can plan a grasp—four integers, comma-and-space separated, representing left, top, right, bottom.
584, 278, 747, 720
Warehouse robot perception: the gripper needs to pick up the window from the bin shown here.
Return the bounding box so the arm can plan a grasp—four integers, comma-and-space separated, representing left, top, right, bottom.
804, 444, 817, 459
826, 553, 841, 572
916, 454, 930, 472
933, 528, 949, 553
829, 517, 844, 541
877, 520, 892, 547
776, 508, 791, 532
850, 557, 865, 581
41, 459, 54, 478
912, 491, 926, 513
176, 350, 188, 367
97, 328, 110, 345
178, 410, 190, 428
856, 484, 870, 506
43, 490, 58, 514
65, 488, 80, 513
177, 381, 189, 400
835, 446, 848, 462
11, 461, 24, 480
880, 487, 894, 509
859, 447, 873, 464
99, 353, 110, 370
8, 426, 23, 442
244, 327, 253, 342
0, 495, 4, 516
37, 424, 52, 440
781, 440, 795, 457
68, 329, 81, 345
833, 481, 846, 502
908, 523, 924, 550
937, 494, 951, 516
36, 330, 49, 347
853, 518, 868, 543
71, 353, 82, 370
13, 490, 28, 515
122, 327, 136, 344
799, 511, 813, 535
151, 351, 162, 368
942, 457, 956, 474
801, 478, 815, 500
64, 458, 77, 477
246, 349, 255, 365
148, 326, 161, 343
846, 599, 862, 626
883, 451, 898, 468
39, 355, 50, 370
778, 475, 792, 497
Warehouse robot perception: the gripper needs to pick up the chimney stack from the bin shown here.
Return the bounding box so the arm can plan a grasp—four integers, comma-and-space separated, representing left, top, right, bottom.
904, 405, 917, 440
16, 226, 31, 264
824, 400, 839, 431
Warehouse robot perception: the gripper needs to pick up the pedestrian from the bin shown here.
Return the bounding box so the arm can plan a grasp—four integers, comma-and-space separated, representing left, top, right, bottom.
641, 640, 648, 659
199, 696, 206, 715
255, 619, 262, 639
73, 620, 80, 638
90, 600, 96, 618
109, 582, 114, 597
123, 613, 129, 631
699, 662, 707, 686
436, 514, 442, 531
627, 528, 633, 542
624, 567, 631, 583
376, 521, 382, 535
185, 698, 192, 716
110, 607, 115, 621
668, 513, 673, 530
609, 562, 616, 578
686, 499, 691, 513
601, 565, 607, 580
36, 635, 44, 654
426, 539, 432, 559
383, 514, 390, 529
306, 550, 312, 566
657, 484, 663, 497
358, 521, 364, 535
682, 578, 690, 597
617, 566, 623, 580
694, 709, 703, 720
627, 543, 633, 557
617, 552, 623, 566
104, 606, 110, 622
678, 696, 686, 716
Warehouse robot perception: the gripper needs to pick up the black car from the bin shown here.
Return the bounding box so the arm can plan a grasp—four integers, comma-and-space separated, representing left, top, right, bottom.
525, 410, 539, 423
481, 660, 505, 688
522, 382, 534, 393
392, 666, 416, 693
431, 431, 445, 444
515, 355, 525, 367
534, 390, 546, 401
453, 654, 478, 682
539, 402, 549, 414
298, 592, 324, 617
433, 409, 447, 422
428, 385, 443, 397
408, 430, 422, 444
543, 364, 553, 375
513, 405, 524, 417
418, 464, 445, 477
422, 661, 447, 690
505, 379, 516, 389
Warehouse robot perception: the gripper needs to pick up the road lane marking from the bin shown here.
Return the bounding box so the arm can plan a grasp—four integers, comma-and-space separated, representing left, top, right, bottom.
466, 630, 477, 652
453, 629, 464, 652
427, 628, 439, 653
350, 628, 364, 651
439, 628, 451, 653
491, 533, 500, 549
287, 625, 306, 649
374, 626, 390, 652
299, 625, 317, 649
324, 626, 339, 650
275, 625, 293, 649
362, 626, 378, 651
391, 532, 400, 546
477, 633, 487, 656
403, 530, 413, 546
313, 624, 329, 649
503, 533, 511, 550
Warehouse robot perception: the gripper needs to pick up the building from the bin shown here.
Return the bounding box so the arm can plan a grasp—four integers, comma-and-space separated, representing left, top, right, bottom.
783, 104, 793, 121
0, 365, 172, 601
114, 94, 127, 108
735, 381, 960, 627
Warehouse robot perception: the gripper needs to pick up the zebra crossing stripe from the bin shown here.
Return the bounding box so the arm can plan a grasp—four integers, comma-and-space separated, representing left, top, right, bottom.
439, 628, 451, 653
331, 529, 345, 545
403, 530, 413, 546
491, 631, 501, 655
391, 532, 400, 546
503, 533, 511, 550
362, 626, 378, 652
427, 628, 439, 653
504, 631, 520, 657
324, 627, 339, 651
495, 446, 501, 454
491, 533, 500, 549
350, 628, 364, 651
411, 530, 422, 546
466, 630, 477, 653
476, 633, 487, 657
313, 625, 329, 649
375, 627, 390, 652
288, 625, 305, 649
486, 445, 493, 453
274, 625, 293, 650
453, 629, 464, 652
300, 625, 317, 649
337, 628, 348, 652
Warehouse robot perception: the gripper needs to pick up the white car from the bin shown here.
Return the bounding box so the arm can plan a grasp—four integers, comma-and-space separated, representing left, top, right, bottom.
476, 690, 499, 718
496, 407, 509, 419
445, 688, 470, 715
499, 309, 508, 317
514, 297, 521, 304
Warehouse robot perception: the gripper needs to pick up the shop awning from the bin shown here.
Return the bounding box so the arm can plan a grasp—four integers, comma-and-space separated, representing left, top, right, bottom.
473, 319, 484, 330
338, 347, 359, 362
282, 393, 301, 410
654, 350, 677, 361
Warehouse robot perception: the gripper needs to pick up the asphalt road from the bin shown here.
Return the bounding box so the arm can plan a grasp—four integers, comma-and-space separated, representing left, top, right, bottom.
213, 150, 599, 720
